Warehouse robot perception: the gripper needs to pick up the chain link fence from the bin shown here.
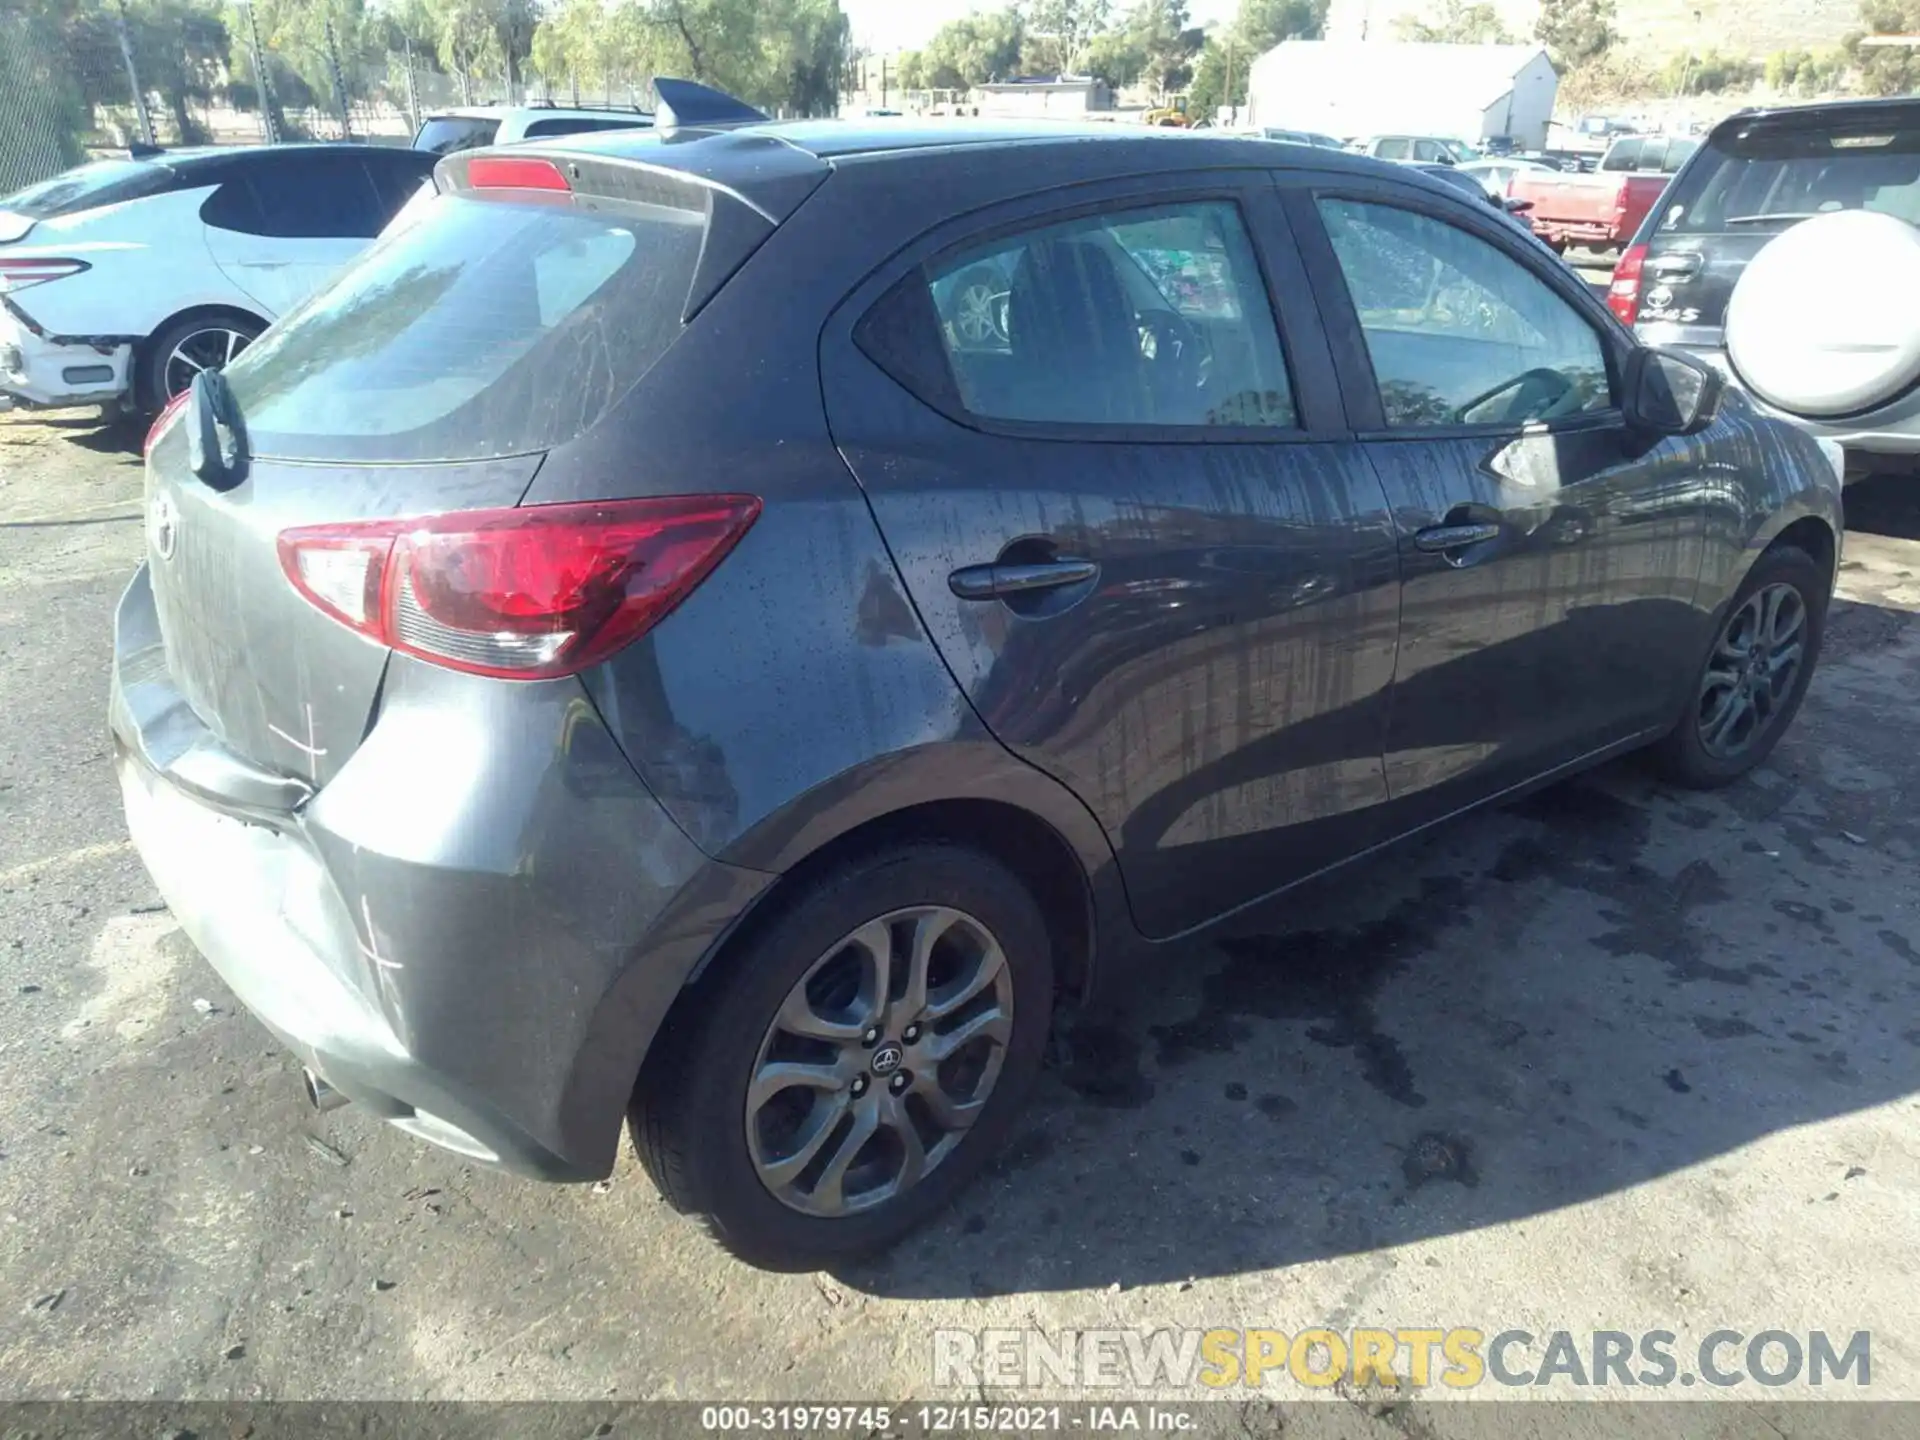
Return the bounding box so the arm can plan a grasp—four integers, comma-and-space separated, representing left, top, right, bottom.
0, 1, 627, 193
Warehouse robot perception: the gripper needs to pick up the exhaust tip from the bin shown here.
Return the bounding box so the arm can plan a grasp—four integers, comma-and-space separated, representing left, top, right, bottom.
302, 1067, 348, 1112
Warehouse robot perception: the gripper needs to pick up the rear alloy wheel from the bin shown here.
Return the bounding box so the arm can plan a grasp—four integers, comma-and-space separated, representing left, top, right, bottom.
631, 845, 1053, 1270
141, 313, 264, 411
1651, 544, 1826, 788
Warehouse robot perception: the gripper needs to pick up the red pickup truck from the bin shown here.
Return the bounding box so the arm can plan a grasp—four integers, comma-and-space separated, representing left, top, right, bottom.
1508, 135, 1698, 254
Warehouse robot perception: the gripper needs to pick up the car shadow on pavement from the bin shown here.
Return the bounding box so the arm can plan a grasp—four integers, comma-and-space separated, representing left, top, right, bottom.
839, 593, 1920, 1300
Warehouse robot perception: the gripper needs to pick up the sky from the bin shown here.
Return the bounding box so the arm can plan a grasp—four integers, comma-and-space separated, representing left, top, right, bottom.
841, 0, 1240, 55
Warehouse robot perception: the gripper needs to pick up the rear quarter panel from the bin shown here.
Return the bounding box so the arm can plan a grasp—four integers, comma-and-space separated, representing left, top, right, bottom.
3, 187, 248, 339
1694, 390, 1844, 613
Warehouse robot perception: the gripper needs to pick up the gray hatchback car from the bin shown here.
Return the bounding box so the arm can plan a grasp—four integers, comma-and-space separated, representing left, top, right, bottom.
114, 82, 1845, 1270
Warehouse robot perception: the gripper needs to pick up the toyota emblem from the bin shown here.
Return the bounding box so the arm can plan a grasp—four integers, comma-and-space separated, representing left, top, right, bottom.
148, 491, 178, 562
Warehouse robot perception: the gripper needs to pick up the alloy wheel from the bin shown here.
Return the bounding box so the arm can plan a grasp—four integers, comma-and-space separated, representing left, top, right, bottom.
746, 905, 1014, 1218
951, 281, 1005, 346
163, 325, 253, 400
1696, 581, 1806, 761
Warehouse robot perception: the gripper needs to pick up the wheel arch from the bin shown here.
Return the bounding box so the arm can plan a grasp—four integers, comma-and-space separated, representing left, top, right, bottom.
135, 303, 270, 408
555, 743, 1135, 1178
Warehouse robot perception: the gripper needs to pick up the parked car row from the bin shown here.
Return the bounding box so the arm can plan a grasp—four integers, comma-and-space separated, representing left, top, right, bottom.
0, 104, 657, 417
103, 81, 1843, 1271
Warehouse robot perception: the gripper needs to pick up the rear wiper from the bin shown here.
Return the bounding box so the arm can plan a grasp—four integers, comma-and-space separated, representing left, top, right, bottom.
185, 367, 249, 489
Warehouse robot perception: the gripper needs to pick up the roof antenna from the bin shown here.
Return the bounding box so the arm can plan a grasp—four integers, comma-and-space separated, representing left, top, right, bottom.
653, 77, 769, 131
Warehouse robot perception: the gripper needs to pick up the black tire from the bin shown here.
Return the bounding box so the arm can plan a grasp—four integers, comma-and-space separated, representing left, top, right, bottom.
1650, 542, 1828, 788
631, 843, 1054, 1271
138, 311, 265, 412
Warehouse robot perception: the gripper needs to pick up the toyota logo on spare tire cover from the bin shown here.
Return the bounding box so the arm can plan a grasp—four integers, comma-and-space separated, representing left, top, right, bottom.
1726, 209, 1920, 419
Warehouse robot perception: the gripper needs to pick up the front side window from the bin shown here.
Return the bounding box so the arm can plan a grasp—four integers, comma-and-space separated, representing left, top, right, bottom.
1318, 197, 1612, 429
901, 198, 1296, 429
1377, 138, 1411, 160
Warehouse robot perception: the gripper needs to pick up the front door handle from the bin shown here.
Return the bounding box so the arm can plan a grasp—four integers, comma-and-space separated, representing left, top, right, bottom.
1413, 522, 1501, 553
948, 558, 1100, 601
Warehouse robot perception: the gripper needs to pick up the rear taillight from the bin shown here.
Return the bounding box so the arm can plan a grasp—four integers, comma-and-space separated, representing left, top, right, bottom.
1608, 243, 1647, 326
0, 257, 89, 292
277, 496, 761, 679
143, 390, 190, 460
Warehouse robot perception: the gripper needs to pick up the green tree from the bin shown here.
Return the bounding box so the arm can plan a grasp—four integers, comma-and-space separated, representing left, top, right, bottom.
129, 0, 230, 142
1393, 0, 1513, 44
922, 8, 1024, 87
896, 49, 927, 90
1850, 0, 1920, 96
1020, 0, 1110, 75
1659, 46, 1760, 95
1186, 0, 1325, 117
1535, 0, 1615, 68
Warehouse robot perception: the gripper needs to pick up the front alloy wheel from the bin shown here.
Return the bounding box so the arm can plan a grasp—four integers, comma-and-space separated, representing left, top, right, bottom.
748, 905, 1014, 1217
1695, 581, 1806, 761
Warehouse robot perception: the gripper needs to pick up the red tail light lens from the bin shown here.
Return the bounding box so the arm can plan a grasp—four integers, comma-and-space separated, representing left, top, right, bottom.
466, 155, 571, 192
0, 257, 89, 292
277, 496, 761, 679
1608, 242, 1648, 326
143, 390, 191, 460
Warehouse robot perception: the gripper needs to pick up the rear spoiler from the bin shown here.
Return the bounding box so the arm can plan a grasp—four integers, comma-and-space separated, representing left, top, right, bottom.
436, 116, 827, 323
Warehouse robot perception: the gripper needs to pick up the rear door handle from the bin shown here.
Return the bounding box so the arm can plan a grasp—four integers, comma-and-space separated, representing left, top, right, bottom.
948, 558, 1099, 601
1413, 522, 1501, 553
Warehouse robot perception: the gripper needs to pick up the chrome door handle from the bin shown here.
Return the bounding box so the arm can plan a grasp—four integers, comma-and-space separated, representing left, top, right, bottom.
1413, 522, 1501, 553
948, 558, 1100, 601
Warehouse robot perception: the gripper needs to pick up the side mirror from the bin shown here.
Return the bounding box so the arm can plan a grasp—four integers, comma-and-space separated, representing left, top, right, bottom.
1504, 196, 1534, 214
1624, 346, 1722, 436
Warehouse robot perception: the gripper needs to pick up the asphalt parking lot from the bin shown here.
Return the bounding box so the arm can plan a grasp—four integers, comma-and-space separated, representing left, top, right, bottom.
1, 407, 1917, 1418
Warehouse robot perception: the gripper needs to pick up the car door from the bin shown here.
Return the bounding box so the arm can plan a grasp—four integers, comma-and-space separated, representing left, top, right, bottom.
201, 152, 390, 316
1284, 176, 1715, 823
820, 177, 1403, 940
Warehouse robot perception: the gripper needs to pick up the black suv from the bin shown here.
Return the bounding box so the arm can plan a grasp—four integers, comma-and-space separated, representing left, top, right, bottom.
1613, 98, 1920, 476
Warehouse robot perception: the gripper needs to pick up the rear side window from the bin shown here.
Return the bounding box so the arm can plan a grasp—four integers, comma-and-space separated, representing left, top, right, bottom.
1654, 122, 1920, 236
1376, 138, 1410, 160
202, 154, 390, 239
414, 117, 501, 154
1601, 138, 1644, 171
220, 190, 704, 462
862, 199, 1296, 430
522, 117, 652, 138
0, 159, 173, 218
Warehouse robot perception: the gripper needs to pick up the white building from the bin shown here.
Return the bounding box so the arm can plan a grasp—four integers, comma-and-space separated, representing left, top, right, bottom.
974, 77, 1113, 120
1246, 41, 1559, 151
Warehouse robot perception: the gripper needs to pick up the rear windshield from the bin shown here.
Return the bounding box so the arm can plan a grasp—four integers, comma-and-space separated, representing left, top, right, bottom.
1654, 122, 1920, 236
1601, 136, 1697, 173
413, 116, 501, 154
0, 159, 174, 218
220, 189, 705, 463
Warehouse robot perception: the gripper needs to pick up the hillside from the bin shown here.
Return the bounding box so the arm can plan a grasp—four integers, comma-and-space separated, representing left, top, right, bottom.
1323, 0, 1858, 56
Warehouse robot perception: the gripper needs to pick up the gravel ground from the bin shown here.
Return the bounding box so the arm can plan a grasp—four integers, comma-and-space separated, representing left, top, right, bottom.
0, 408, 1916, 1425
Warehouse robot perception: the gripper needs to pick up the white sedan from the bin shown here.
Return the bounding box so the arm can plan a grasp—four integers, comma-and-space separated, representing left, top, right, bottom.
1454, 157, 1558, 199
0, 143, 433, 413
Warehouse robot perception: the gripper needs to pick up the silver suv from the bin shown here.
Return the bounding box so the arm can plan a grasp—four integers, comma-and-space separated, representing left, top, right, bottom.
411, 102, 653, 154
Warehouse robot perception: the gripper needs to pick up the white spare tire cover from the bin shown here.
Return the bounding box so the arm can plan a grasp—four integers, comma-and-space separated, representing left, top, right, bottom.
1726, 209, 1920, 418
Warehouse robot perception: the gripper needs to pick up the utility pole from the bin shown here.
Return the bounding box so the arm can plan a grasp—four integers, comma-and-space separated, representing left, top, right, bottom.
243, 2, 280, 143
881, 56, 889, 110
112, 0, 156, 146
324, 13, 354, 140
1224, 38, 1235, 126
402, 38, 421, 137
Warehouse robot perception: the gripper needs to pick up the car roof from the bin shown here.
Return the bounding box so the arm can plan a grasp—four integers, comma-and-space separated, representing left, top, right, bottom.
1710, 95, 1920, 141
427, 105, 650, 121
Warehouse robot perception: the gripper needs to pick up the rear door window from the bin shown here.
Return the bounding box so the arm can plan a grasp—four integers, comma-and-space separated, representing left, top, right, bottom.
203, 153, 390, 239
414, 116, 501, 154
1377, 138, 1411, 160
1602, 139, 1644, 171
866, 198, 1296, 430
219, 189, 705, 462
1654, 122, 1920, 235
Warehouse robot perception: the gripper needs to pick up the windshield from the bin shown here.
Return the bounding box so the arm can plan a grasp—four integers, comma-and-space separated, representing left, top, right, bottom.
1653, 123, 1920, 235
220, 189, 706, 463
0, 159, 173, 219
413, 116, 501, 154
